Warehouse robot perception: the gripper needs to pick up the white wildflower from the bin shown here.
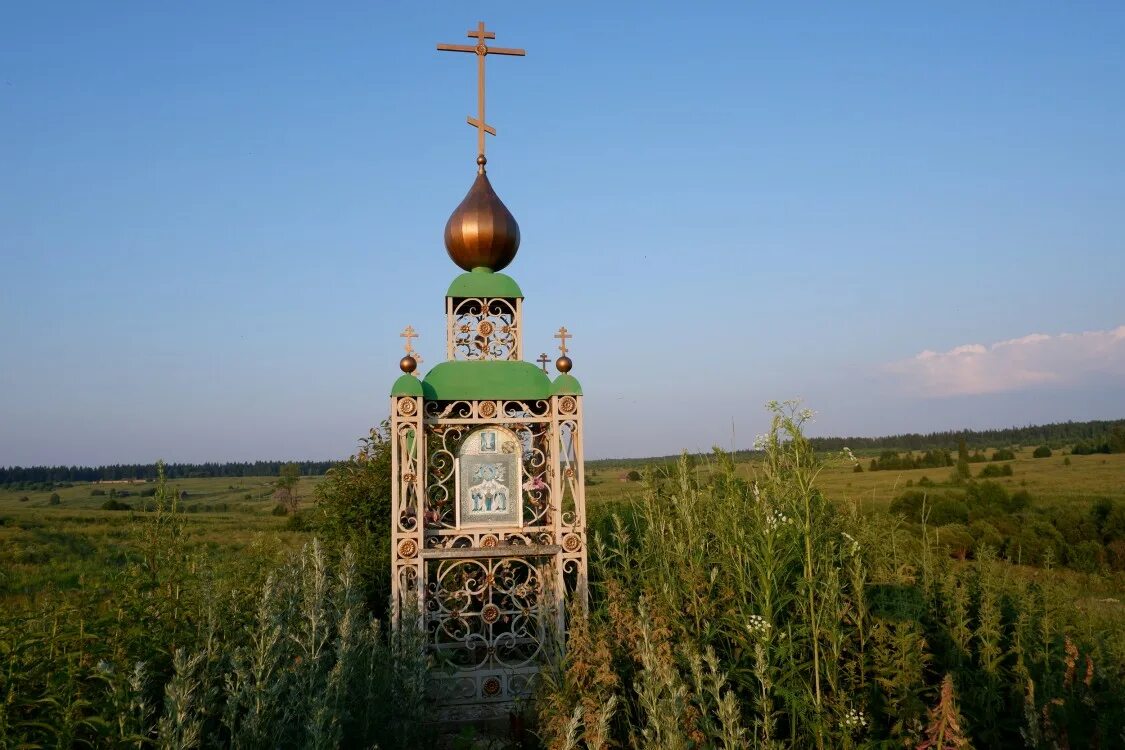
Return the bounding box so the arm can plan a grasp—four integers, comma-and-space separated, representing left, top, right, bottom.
746, 614, 771, 636
753, 433, 770, 451
843, 707, 868, 731
798, 408, 816, 422
841, 531, 860, 555
842, 446, 858, 466
765, 508, 791, 532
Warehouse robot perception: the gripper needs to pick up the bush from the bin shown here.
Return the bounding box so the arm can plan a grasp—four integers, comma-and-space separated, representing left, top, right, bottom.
1067, 540, 1106, 573
977, 463, 1013, 479
91, 488, 106, 496
1008, 519, 1065, 565
626, 470, 642, 482
991, 449, 1016, 461
853, 463, 863, 473
1063, 456, 1072, 466
100, 499, 132, 511
48, 493, 61, 505
918, 476, 935, 487
272, 503, 289, 516
970, 519, 1004, 551
936, 523, 975, 559
1033, 445, 1053, 458
18, 496, 29, 502
311, 425, 393, 616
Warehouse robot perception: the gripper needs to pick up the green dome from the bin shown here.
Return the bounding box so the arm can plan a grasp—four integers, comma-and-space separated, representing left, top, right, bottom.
551, 373, 583, 395
446, 268, 523, 299
422, 360, 550, 401
390, 374, 424, 397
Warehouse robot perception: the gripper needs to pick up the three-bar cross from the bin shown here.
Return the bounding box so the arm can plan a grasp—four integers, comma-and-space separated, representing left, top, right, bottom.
400, 326, 418, 355
537, 352, 550, 372
437, 22, 525, 161
554, 327, 571, 356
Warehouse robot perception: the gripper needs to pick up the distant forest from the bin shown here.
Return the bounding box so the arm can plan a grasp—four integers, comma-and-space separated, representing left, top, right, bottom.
3, 418, 1124, 485
0, 460, 336, 485
590, 417, 1125, 470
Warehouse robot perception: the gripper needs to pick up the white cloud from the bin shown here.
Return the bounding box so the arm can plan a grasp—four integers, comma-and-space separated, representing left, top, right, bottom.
887, 325, 1125, 397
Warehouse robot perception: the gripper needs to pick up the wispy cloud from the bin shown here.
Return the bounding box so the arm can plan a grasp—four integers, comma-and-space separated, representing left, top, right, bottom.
886, 326, 1125, 397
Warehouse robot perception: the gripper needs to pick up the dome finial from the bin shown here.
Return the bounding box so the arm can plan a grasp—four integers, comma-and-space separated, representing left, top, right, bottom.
443, 167, 520, 272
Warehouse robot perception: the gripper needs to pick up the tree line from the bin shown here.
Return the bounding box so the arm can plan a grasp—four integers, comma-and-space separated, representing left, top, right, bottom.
807, 417, 1125, 453
0, 460, 336, 485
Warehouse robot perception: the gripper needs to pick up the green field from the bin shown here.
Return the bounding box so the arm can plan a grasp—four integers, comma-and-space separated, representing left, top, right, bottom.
4, 436, 1125, 747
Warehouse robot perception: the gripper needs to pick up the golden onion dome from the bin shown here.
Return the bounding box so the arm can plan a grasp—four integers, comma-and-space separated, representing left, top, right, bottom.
443, 156, 521, 272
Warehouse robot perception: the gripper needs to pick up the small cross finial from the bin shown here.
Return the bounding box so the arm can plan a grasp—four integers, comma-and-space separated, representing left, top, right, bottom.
536, 352, 550, 372
437, 22, 526, 163
554, 327, 571, 356
400, 326, 418, 354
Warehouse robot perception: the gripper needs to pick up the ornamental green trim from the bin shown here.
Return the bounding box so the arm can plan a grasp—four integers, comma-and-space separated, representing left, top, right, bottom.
390, 374, 424, 397
551, 373, 583, 395
422, 360, 551, 401
446, 269, 523, 299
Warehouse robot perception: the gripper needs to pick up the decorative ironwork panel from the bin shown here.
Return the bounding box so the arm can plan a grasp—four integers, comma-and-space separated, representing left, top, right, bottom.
447, 297, 521, 361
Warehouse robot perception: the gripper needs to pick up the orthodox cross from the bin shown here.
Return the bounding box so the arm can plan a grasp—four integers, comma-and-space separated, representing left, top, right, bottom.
554, 327, 571, 355
536, 352, 550, 372
400, 325, 418, 355
437, 22, 526, 161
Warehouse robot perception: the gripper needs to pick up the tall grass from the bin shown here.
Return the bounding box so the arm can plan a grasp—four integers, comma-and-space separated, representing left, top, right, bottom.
0, 465, 428, 749
538, 402, 1125, 749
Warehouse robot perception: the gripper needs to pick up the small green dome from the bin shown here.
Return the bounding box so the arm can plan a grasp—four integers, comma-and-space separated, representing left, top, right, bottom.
551, 373, 583, 395
390, 374, 424, 397
446, 268, 523, 299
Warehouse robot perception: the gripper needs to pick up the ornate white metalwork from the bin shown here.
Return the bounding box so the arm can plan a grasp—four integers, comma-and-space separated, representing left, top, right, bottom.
445, 297, 523, 361
391, 388, 586, 715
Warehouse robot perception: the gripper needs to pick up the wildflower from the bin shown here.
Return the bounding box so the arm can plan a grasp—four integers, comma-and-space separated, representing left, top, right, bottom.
843, 707, 868, 731
841, 531, 860, 555
746, 614, 771, 636
765, 508, 790, 532
798, 408, 816, 422
842, 446, 858, 466
753, 434, 770, 451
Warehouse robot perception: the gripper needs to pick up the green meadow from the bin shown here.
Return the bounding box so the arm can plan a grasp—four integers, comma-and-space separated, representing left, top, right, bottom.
4, 421, 1125, 747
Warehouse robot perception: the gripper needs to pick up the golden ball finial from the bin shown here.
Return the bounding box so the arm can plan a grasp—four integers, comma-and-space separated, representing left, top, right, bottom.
556, 355, 573, 373
444, 169, 520, 272
400, 355, 417, 374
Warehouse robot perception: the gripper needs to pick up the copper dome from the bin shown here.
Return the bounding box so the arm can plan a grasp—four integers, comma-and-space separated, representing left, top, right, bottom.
443, 161, 520, 272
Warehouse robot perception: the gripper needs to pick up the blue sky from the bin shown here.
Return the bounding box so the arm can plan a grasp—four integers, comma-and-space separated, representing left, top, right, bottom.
2, 2, 1124, 465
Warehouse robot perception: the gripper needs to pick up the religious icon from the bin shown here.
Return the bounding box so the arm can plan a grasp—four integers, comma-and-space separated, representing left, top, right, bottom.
455, 426, 522, 527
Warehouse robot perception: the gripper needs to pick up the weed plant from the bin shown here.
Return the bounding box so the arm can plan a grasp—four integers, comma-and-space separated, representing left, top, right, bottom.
0, 464, 427, 748
538, 402, 1125, 749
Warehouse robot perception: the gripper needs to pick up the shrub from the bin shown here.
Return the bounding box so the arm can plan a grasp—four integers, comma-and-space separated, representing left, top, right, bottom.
1008, 519, 1065, 565
977, 463, 1013, 479
48, 493, 61, 505
991, 449, 1016, 461
1067, 540, 1106, 573
935, 523, 974, 559
271, 503, 289, 516
1033, 445, 1052, 458
311, 424, 393, 616
626, 470, 641, 482
91, 488, 106, 496
18, 496, 29, 502
100, 499, 132, 511
970, 519, 1004, 551
918, 476, 935, 487
853, 463, 863, 473
1063, 456, 1072, 466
